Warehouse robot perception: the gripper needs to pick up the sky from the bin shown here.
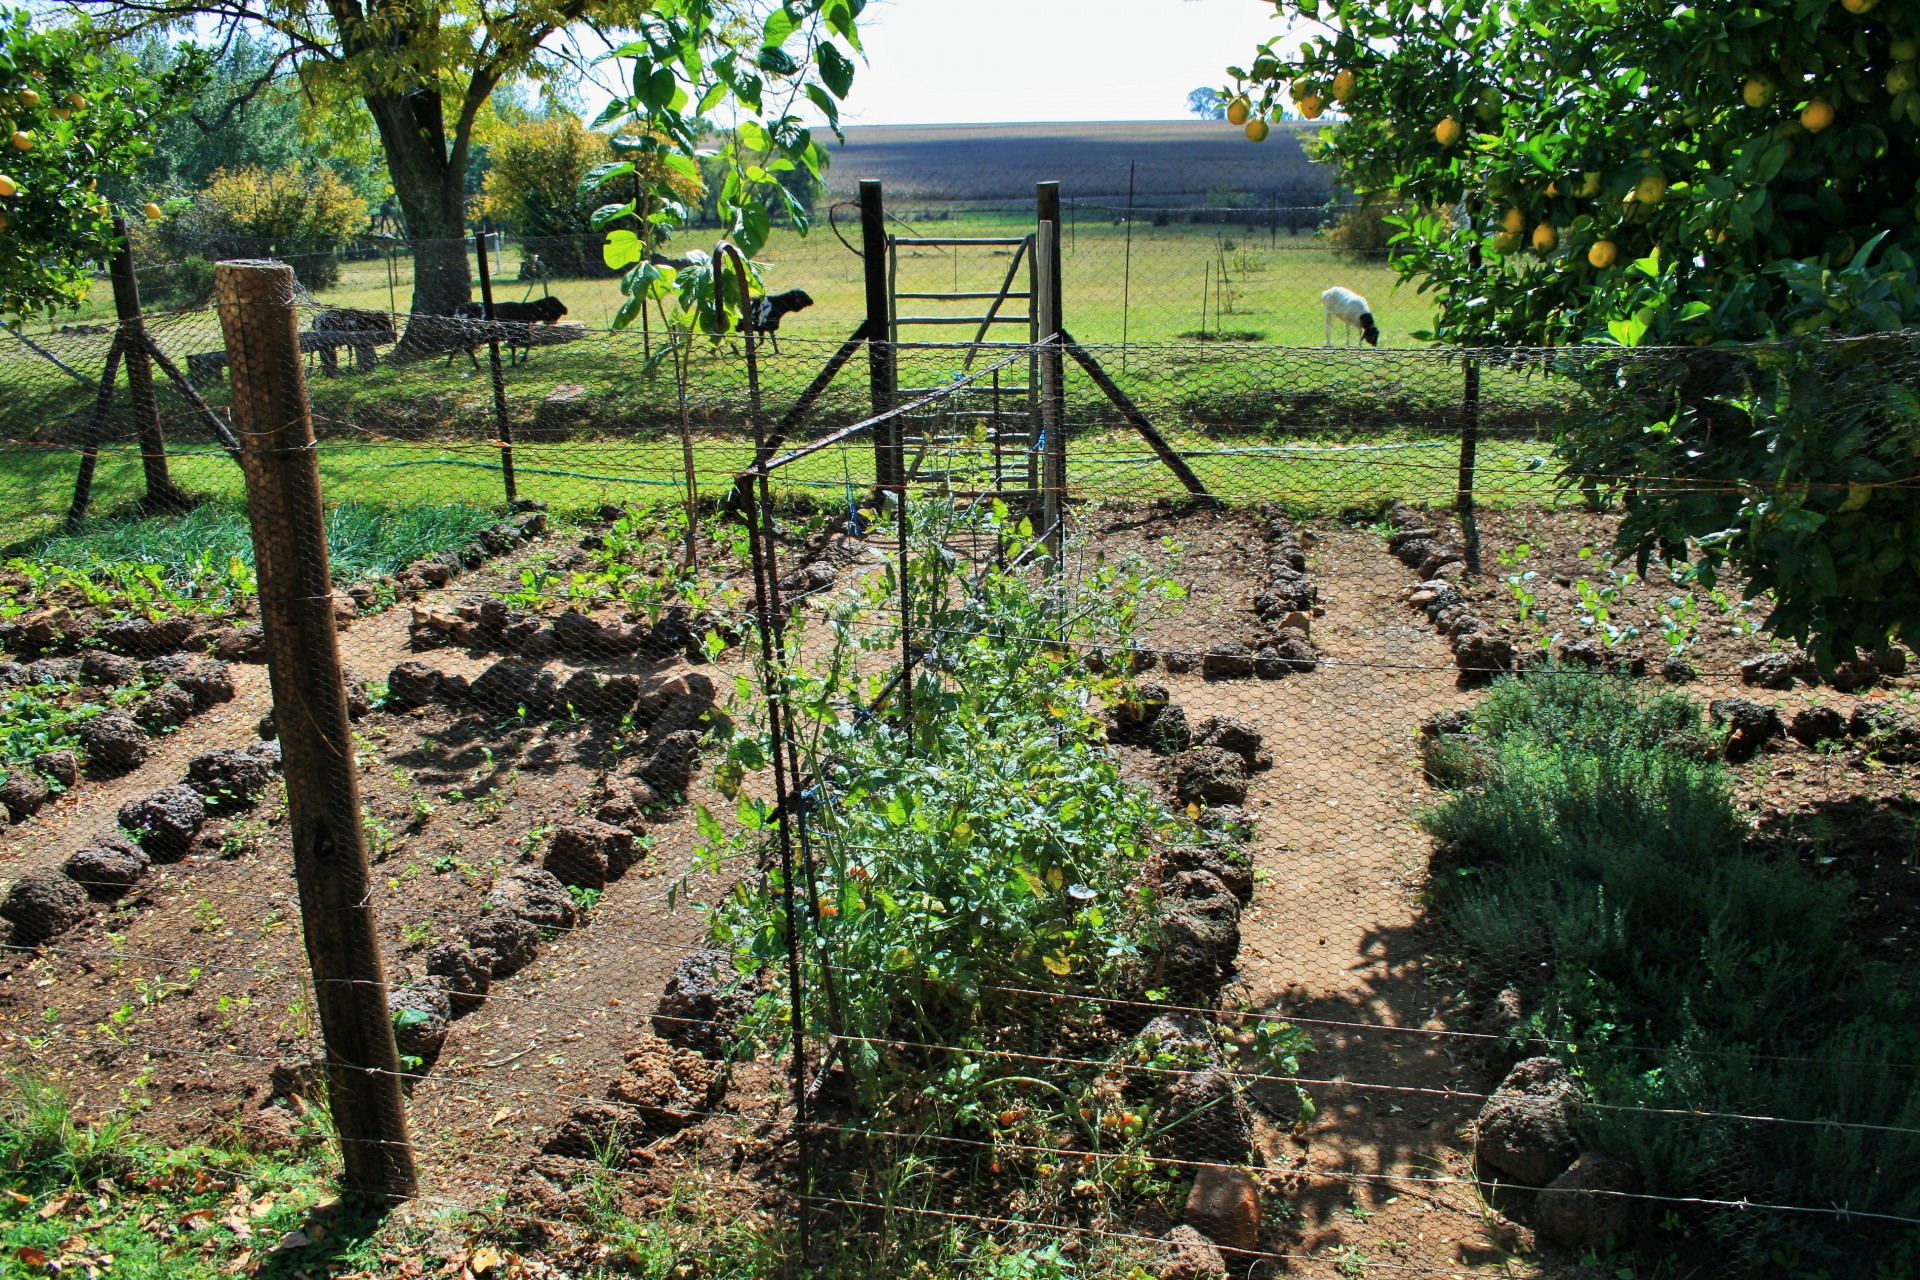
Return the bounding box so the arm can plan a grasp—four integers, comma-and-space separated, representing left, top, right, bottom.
571, 0, 1294, 128
836, 0, 1291, 126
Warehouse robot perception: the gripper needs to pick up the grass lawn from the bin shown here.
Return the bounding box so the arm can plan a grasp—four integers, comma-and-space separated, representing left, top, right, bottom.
0, 429, 1563, 551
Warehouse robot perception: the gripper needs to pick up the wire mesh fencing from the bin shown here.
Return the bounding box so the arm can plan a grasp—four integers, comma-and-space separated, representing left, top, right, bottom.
0, 254, 1917, 1279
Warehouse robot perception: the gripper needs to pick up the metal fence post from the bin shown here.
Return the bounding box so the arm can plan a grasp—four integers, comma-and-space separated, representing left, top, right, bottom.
214, 258, 419, 1204
475, 231, 518, 503
1035, 218, 1065, 565
1457, 232, 1484, 573
860, 180, 896, 492
110, 215, 186, 511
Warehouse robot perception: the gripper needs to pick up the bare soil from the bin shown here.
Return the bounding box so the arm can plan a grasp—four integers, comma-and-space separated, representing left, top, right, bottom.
0, 500, 1910, 1277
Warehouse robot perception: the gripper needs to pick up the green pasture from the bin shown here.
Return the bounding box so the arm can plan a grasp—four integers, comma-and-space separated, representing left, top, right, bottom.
0, 428, 1564, 553
33, 210, 1424, 347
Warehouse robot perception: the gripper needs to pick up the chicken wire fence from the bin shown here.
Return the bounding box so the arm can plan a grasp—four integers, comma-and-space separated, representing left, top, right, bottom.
0, 262, 1916, 1279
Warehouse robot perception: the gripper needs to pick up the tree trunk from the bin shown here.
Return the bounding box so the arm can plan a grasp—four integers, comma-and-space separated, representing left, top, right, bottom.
366, 88, 472, 354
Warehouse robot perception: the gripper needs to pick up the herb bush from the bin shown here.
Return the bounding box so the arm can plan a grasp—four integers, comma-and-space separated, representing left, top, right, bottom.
1422, 671, 1920, 1259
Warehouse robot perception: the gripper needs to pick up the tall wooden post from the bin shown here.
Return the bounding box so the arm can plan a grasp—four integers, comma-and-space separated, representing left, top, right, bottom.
110, 216, 184, 510
1457, 225, 1484, 573
1036, 219, 1065, 564
860, 180, 897, 491
214, 260, 418, 1203
475, 232, 518, 503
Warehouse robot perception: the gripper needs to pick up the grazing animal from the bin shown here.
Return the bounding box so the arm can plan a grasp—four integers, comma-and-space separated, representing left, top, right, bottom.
312, 307, 392, 375
741, 289, 814, 353
447, 295, 568, 367
1322, 286, 1381, 347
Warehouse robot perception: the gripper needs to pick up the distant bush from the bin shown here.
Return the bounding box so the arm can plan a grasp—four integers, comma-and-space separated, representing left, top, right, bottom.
191, 165, 367, 290
482, 116, 613, 278
1320, 199, 1403, 260
1423, 671, 1920, 1263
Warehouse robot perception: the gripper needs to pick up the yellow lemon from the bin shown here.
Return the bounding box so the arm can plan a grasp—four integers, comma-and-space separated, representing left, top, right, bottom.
51, 106, 68, 120
1844, 0, 1879, 14
1434, 115, 1463, 146
0, 211, 9, 232
1577, 171, 1603, 198
1888, 63, 1918, 94
1245, 117, 1271, 143
1492, 230, 1521, 254
1743, 77, 1776, 109
1532, 223, 1559, 253
144, 201, 163, 220
1332, 69, 1356, 101
1298, 93, 1327, 119
1500, 207, 1526, 235
1227, 96, 1251, 126
9, 131, 29, 151
1588, 239, 1619, 268
1634, 172, 1668, 204
18, 90, 38, 108
0, 175, 14, 197
1801, 98, 1836, 132
66, 93, 85, 110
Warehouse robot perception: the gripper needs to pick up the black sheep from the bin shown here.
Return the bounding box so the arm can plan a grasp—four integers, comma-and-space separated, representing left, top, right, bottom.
741, 289, 813, 353
447, 295, 569, 367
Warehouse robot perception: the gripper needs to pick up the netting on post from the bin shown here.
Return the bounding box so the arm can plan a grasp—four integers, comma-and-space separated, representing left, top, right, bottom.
0, 231, 1915, 1278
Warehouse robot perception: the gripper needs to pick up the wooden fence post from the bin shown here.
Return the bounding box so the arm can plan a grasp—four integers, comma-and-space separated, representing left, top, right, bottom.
1457, 228, 1484, 573
110, 215, 187, 511
475, 231, 519, 503
214, 259, 419, 1203
860, 180, 896, 492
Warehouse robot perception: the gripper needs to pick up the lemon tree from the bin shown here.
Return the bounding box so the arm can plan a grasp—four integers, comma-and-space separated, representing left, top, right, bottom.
1230, 0, 1920, 663
0, 10, 193, 321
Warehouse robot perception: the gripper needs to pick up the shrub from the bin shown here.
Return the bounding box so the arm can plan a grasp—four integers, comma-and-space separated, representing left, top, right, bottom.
1423, 671, 1920, 1259
193, 165, 366, 289
482, 116, 615, 279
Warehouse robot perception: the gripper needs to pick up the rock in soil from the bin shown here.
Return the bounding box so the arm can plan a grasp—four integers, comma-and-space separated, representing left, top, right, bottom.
1184, 1163, 1261, 1257
653, 948, 756, 1056
1150, 704, 1194, 756
1474, 1057, 1583, 1186
1153, 1068, 1253, 1165
1659, 653, 1697, 683
1156, 870, 1242, 998
1163, 650, 1197, 674
1739, 651, 1799, 689
1170, 747, 1249, 807
1536, 1151, 1639, 1251
1200, 642, 1255, 680
94, 615, 195, 656
186, 747, 278, 810
32, 750, 76, 790
171, 658, 235, 709
388, 982, 452, 1062
0, 770, 51, 821
135, 682, 197, 731
79, 652, 140, 686
1159, 1224, 1226, 1279
485, 868, 576, 932
0, 868, 88, 944
63, 832, 151, 900
1190, 716, 1264, 770
1454, 631, 1516, 678
636, 729, 704, 796
605, 1038, 725, 1130
386, 660, 443, 710
542, 1100, 639, 1158
118, 784, 208, 862
1254, 630, 1316, 675
543, 820, 639, 890
465, 914, 541, 977
80, 713, 149, 772
212, 625, 266, 662
423, 942, 491, 1014
1163, 845, 1254, 904
1850, 704, 1920, 760
1709, 698, 1783, 762
1789, 706, 1848, 747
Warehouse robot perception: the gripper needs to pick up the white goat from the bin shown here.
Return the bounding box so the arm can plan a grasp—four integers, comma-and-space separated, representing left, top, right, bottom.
1322, 286, 1381, 347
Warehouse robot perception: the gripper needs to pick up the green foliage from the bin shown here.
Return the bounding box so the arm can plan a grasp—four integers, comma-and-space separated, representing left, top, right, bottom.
187, 163, 368, 289
1231, 0, 1920, 663
482, 114, 626, 278
704, 501, 1186, 1096
0, 678, 95, 774
593, 0, 862, 334
1422, 672, 1920, 1258
24, 499, 502, 592
0, 10, 199, 321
